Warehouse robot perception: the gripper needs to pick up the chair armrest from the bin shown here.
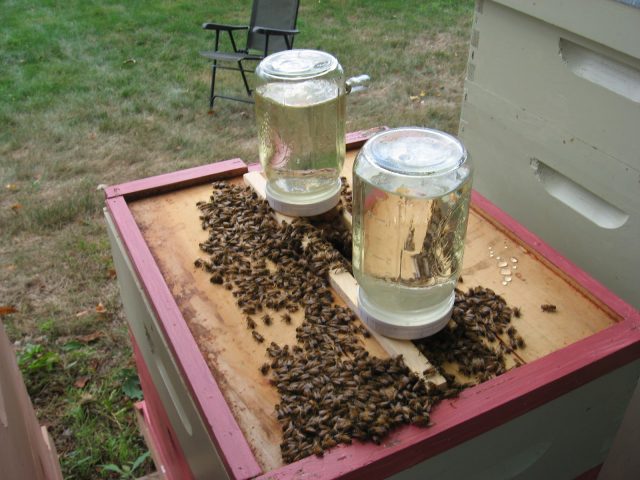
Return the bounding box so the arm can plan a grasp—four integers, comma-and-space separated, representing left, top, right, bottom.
202, 23, 249, 32
252, 26, 299, 36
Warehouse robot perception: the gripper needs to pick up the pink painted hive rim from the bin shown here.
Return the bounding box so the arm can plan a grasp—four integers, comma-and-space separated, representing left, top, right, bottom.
104, 158, 247, 200
105, 160, 262, 479
105, 130, 640, 480
257, 319, 639, 479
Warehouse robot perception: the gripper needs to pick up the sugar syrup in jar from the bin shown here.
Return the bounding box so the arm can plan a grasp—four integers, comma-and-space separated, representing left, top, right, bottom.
255, 49, 346, 216
352, 128, 473, 339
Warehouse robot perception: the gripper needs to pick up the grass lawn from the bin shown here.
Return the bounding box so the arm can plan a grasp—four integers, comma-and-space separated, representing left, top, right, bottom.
0, 0, 474, 477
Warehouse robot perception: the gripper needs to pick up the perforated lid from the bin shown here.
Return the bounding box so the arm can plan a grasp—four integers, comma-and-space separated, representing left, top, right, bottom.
357, 288, 454, 340
265, 183, 341, 217
363, 128, 467, 176
258, 49, 339, 81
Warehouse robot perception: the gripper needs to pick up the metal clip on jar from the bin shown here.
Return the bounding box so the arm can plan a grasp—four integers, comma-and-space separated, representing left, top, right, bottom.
352, 128, 473, 339
255, 50, 366, 216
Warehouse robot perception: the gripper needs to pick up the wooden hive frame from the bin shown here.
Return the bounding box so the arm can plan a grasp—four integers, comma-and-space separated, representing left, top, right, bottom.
104, 129, 640, 479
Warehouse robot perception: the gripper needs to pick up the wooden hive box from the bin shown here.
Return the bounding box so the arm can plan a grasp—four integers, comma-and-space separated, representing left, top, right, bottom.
104, 131, 640, 479
459, 0, 640, 309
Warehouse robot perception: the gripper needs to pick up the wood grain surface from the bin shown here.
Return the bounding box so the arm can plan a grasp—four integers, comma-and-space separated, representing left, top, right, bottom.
342, 148, 617, 363
127, 157, 618, 472
129, 179, 391, 471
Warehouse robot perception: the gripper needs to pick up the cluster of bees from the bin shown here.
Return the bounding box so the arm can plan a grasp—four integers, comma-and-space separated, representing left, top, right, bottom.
196, 183, 345, 319
340, 176, 353, 214
415, 286, 525, 385
269, 344, 434, 463
196, 180, 526, 464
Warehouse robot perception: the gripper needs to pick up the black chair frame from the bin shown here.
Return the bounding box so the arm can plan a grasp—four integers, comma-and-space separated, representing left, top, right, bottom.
201, 1, 300, 109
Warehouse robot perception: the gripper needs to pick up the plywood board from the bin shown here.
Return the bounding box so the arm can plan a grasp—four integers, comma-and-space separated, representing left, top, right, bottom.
128, 160, 618, 472
130, 180, 391, 471
0, 321, 63, 480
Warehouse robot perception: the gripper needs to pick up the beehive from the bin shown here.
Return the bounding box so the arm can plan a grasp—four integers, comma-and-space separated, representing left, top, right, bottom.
105, 132, 640, 479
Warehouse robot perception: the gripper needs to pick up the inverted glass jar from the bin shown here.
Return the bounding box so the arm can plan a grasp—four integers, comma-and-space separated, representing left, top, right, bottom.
352, 128, 473, 339
255, 49, 346, 216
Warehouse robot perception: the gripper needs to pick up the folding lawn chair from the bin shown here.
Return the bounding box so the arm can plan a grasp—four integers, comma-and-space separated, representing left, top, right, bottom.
200, 0, 300, 110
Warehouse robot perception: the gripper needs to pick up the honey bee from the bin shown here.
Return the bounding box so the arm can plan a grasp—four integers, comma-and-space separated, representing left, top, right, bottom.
541, 304, 557, 313
471, 357, 485, 372
260, 363, 270, 375
252, 331, 264, 343
513, 306, 522, 318
262, 314, 273, 326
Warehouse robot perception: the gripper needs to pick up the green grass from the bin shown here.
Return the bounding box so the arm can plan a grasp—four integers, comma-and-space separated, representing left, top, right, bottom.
0, 1, 474, 477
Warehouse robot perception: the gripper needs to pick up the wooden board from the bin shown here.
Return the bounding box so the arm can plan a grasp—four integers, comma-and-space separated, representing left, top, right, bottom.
0, 320, 63, 480
127, 152, 619, 474
134, 403, 167, 480
129, 179, 391, 472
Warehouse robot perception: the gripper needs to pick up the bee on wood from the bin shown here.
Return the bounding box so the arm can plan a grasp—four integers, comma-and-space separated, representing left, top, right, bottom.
541, 304, 557, 313
334, 433, 352, 444
262, 314, 273, 326
260, 363, 270, 375
513, 306, 522, 318
246, 317, 256, 329
471, 357, 485, 372
209, 273, 224, 284
422, 366, 437, 377
321, 437, 337, 449
252, 331, 264, 343
281, 313, 292, 325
